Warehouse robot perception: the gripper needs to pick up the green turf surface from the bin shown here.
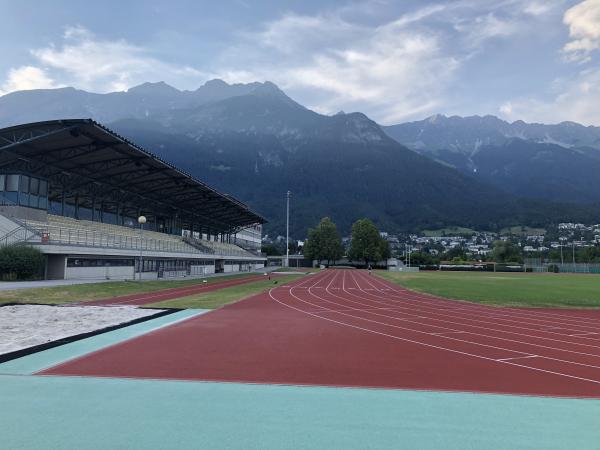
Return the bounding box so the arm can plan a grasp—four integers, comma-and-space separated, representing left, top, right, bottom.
1, 374, 598, 449
147, 274, 304, 309
377, 271, 600, 308
0, 273, 256, 305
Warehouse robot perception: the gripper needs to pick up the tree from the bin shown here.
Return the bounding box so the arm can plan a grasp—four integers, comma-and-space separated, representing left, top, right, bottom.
348, 218, 382, 267
303, 227, 323, 264
490, 240, 523, 263
303, 217, 343, 265
261, 244, 282, 256
379, 238, 391, 261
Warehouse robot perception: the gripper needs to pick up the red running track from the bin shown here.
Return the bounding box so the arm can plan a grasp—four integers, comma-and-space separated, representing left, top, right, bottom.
42, 269, 600, 397
78, 275, 264, 306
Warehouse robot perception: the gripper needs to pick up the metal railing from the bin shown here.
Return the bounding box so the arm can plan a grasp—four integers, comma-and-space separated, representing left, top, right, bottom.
22, 221, 257, 258
24, 222, 204, 254
183, 235, 256, 258
0, 225, 40, 247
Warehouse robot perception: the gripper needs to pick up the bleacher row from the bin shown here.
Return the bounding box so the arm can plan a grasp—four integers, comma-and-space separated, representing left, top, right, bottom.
21, 215, 254, 258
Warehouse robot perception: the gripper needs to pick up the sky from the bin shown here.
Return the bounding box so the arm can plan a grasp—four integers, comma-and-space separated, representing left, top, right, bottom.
1, 0, 600, 125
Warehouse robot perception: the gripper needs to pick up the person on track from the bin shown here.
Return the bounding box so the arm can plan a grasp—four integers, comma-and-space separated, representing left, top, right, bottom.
368, 264, 372, 275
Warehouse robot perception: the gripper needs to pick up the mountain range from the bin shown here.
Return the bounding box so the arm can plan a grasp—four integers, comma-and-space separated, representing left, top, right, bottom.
1, 81, 599, 236
383, 115, 600, 204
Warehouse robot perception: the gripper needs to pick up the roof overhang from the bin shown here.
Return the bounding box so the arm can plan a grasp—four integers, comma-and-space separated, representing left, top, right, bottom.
0, 119, 266, 232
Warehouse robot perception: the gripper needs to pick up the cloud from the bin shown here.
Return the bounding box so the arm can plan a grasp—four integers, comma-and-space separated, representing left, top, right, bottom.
0, 66, 60, 95
0, 26, 206, 95
499, 67, 600, 125
563, 0, 600, 62
216, 2, 552, 123
217, 7, 466, 123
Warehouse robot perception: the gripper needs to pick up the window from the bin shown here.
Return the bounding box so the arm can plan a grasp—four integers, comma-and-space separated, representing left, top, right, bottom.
6, 175, 19, 191
29, 177, 39, 195
39, 179, 48, 196
0, 174, 5, 191
67, 258, 135, 267
19, 175, 29, 193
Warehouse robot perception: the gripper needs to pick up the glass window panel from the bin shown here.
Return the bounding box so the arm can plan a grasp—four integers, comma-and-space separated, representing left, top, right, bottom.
19, 193, 29, 206
19, 175, 29, 193
30, 178, 39, 195
0, 174, 5, 191
29, 195, 39, 208
39, 180, 48, 196
6, 175, 19, 192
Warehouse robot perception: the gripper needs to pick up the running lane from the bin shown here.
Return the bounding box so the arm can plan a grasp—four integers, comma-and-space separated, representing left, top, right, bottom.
78, 275, 264, 306
41, 270, 600, 397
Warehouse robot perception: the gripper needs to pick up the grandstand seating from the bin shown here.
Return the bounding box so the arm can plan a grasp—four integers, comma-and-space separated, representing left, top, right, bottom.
20, 214, 254, 257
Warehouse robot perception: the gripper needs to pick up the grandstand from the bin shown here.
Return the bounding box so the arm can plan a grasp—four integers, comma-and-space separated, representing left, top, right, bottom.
0, 119, 266, 280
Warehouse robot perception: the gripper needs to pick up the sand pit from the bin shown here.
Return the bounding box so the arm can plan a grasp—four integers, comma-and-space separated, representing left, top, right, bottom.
0, 305, 161, 355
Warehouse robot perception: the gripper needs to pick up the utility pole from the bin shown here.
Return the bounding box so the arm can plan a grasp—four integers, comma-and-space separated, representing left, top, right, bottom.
286, 191, 291, 268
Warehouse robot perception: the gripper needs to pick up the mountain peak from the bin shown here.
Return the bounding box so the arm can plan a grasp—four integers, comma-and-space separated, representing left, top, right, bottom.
127, 81, 180, 95
426, 114, 447, 124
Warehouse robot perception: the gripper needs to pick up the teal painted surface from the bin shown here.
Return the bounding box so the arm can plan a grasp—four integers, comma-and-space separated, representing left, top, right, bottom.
0, 309, 206, 375
1, 375, 599, 450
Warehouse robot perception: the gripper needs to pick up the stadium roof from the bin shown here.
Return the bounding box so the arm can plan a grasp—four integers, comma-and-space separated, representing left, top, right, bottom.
0, 119, 265, 232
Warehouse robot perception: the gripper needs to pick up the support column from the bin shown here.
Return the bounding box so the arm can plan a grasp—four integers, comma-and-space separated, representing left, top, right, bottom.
61, 190, 66, 216
74, 193, 79, 219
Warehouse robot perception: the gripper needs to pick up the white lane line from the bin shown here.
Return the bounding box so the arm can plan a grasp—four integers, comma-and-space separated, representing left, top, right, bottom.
269, 282, 600, 386
336, 271, 600, 369
429, 331, 467, 336
496, 355, 539, 362
349, 272, 600, 352
570, 332, 600, 337
335, 272, 600, 359
367, 273, 600, 329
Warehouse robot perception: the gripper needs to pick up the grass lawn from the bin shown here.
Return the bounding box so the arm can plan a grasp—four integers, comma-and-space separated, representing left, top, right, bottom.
0, 273, 258, 306
499, 226, 546, 236
147, 274, 304, 309
272, 267, 320, 273
377, 271, 600, 308
422, 227, 477, 237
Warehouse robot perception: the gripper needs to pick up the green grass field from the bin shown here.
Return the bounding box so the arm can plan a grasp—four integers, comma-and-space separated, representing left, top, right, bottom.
377, 271, 600, 308
422, 227, 477, 237
147, 274, 304, 309
0, 273, 257, 306
499, 226, 546, 236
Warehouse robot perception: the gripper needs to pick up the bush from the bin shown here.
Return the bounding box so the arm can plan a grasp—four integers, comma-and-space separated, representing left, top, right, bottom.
0, 244, 45, 280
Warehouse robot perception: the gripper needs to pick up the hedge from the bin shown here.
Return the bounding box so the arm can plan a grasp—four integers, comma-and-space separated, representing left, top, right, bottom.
0, 244, 45, 280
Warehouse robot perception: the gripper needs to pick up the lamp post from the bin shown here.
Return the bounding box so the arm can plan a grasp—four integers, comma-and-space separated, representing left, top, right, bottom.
138, 215, 146, 280
286, 191, 291, 268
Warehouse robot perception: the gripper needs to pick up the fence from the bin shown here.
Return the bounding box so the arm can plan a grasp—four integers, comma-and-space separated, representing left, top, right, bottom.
525, 258, 600, 274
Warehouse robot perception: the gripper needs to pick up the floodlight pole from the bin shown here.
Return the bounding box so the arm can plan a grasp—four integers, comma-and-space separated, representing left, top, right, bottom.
286, 191, 291, 268
138, 215, 147, 280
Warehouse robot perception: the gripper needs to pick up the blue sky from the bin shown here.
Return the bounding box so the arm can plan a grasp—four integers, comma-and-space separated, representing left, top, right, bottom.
1, 0, 600, 125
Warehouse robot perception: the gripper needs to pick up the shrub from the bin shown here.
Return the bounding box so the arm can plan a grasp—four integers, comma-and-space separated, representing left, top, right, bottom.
0, 244, 45, 280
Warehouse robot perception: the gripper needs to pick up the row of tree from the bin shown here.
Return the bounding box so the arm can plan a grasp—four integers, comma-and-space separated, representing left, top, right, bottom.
303, 217, 390, 267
